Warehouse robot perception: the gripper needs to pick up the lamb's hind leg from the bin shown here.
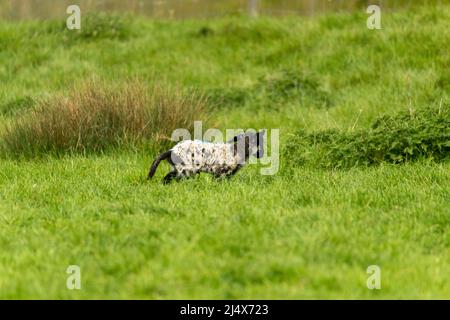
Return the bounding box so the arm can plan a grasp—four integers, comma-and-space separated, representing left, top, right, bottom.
163, 171, 177, 184
163, 153, 185, 184
164, 168, 192, 184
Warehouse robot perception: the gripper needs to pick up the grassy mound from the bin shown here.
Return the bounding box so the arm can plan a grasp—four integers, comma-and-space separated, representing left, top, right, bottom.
285, 104, 450, 168
2, 79, 208, 158
206, 87, 248, 109
258, 69, 332, 108
207, 69, 331, 110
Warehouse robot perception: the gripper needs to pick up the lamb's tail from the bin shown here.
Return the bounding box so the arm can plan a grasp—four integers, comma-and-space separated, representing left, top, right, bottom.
147, 150, 172, 180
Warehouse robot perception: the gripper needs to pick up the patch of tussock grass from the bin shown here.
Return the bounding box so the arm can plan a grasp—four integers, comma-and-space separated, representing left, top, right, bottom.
2, 79, 208, 158
285, 104, 450, 168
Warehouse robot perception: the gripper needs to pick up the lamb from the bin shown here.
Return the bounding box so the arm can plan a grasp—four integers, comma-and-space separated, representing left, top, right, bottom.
147, 131, 264, 183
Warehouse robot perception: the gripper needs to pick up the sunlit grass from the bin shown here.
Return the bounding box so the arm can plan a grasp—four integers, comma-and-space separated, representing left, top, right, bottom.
0, 5, 449, 299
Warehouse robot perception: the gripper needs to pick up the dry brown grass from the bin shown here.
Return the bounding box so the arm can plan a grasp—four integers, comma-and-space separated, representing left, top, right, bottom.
2, 79, 208, 157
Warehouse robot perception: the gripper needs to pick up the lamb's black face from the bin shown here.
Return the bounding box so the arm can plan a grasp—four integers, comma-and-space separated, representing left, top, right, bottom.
233, 130, 265, 159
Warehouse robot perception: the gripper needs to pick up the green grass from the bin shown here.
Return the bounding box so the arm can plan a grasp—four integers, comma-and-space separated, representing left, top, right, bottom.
0, 5, 449, 299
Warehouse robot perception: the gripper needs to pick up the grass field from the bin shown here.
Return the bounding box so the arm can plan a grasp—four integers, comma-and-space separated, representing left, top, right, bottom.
0, 4, 449, 299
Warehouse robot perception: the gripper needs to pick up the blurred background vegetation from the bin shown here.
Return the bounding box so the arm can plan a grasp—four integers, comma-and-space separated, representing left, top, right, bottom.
0, 0, 448, 20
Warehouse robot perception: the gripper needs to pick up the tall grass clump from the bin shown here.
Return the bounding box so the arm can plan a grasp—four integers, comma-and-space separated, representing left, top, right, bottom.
285, 104, 450, 168
2, 79, 208, 158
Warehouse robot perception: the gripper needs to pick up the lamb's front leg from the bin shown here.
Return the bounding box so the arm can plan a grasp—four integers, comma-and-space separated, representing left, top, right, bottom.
213, 166, 241, 180
175, 168, 199, 182
213, 172, 228, 180
226, 165, 243, 179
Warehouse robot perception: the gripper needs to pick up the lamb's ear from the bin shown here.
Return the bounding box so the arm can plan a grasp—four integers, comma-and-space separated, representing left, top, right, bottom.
228, 134, 240, 144
257, 130, 265, 158
232, 135, 241, 156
